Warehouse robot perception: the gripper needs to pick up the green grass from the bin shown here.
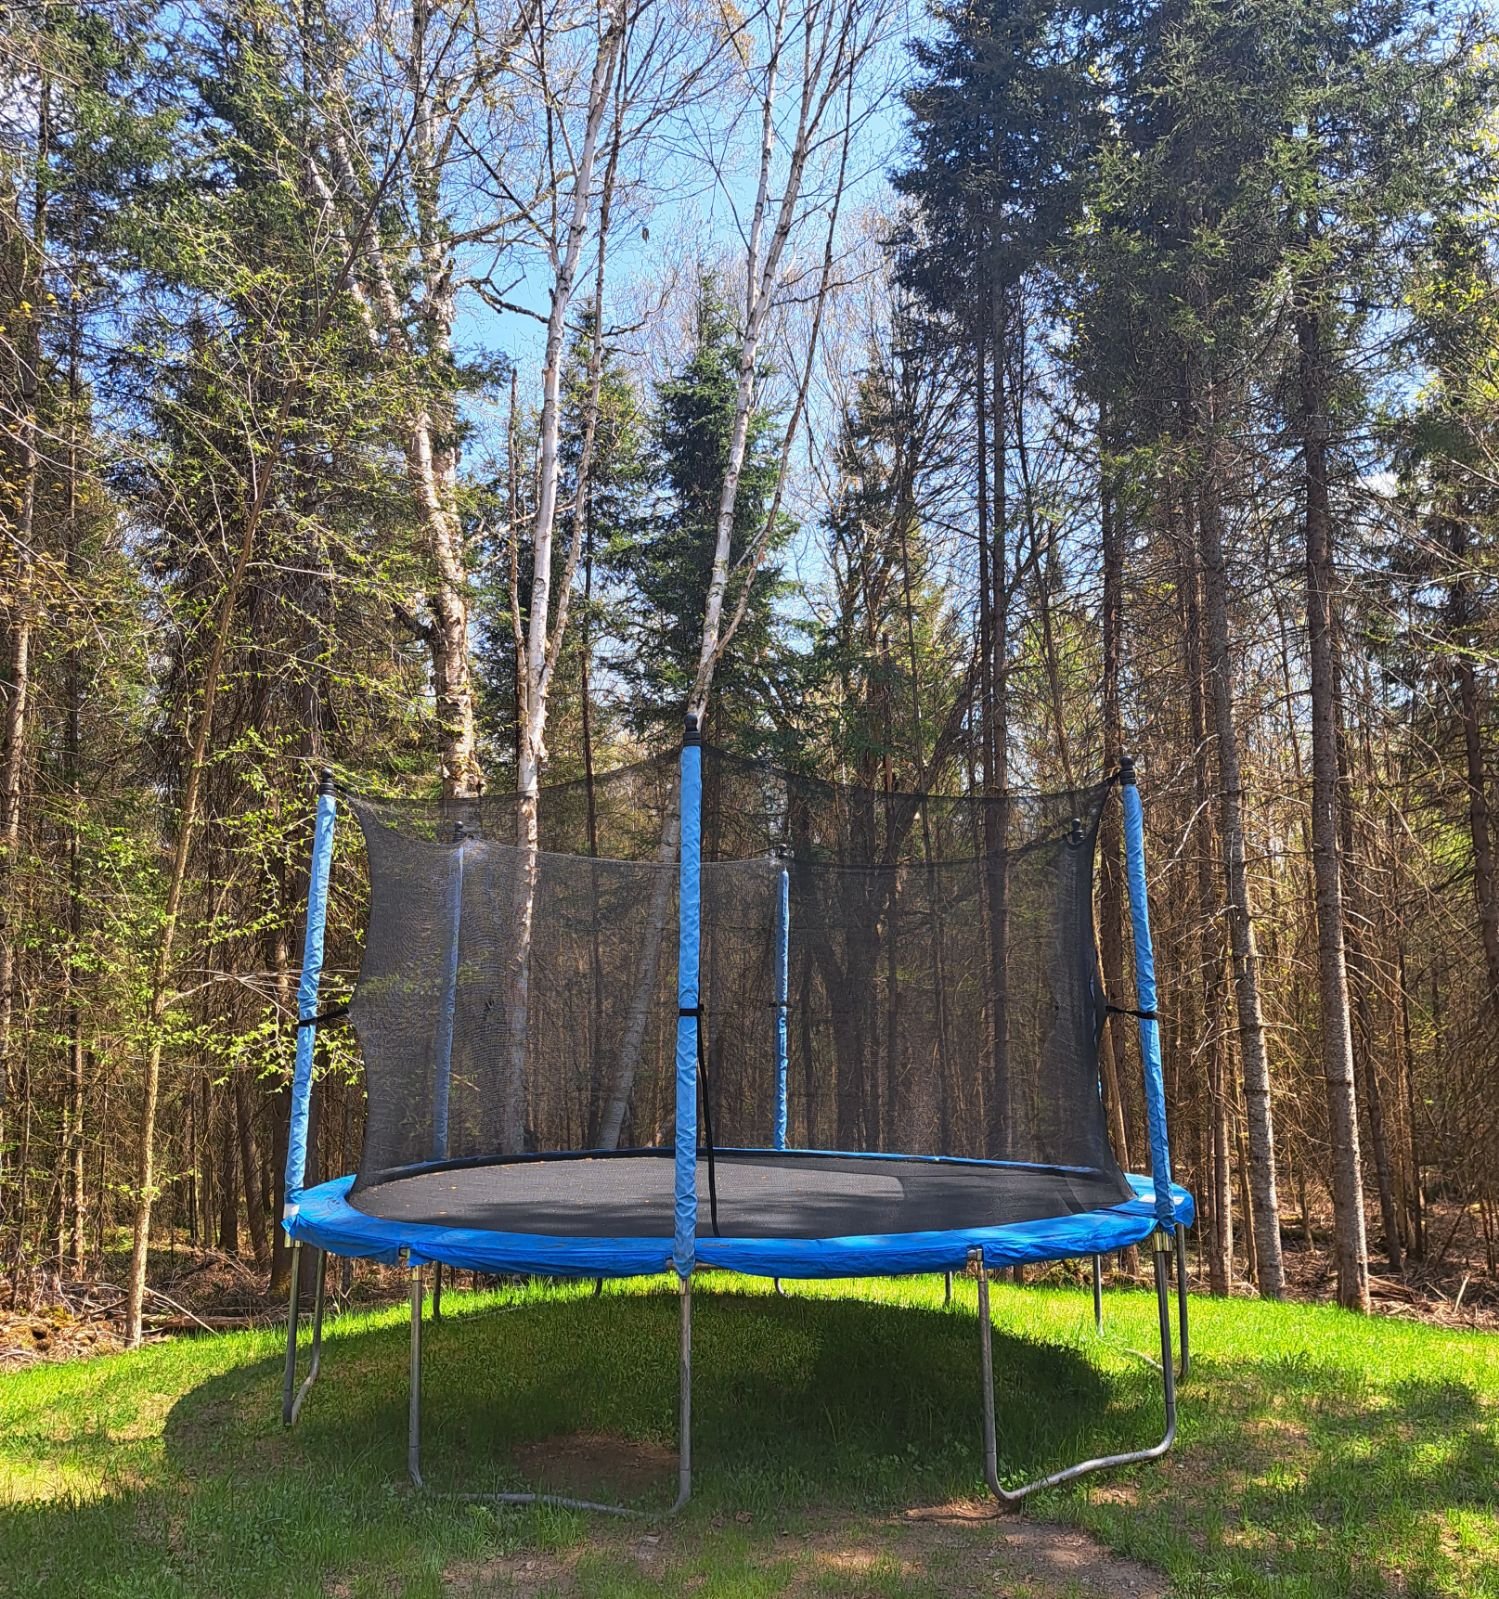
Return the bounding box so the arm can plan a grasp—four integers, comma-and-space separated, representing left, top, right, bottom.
2, 1272, 1497, 1597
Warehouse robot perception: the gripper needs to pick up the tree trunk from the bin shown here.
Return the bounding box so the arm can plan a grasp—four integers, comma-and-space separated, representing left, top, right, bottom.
1331, 660, 1402, 1274
1179, 499, 1232, 1293
1446, 513, 1499, 1021
233, 1068, 269, 1269
0, 81, 48, 1123
502, 21, 622, 1154
1192, 393, 1286, 1297
217, 1087, 239, 1255
1097, 428, 1134, 1158
1298, 303, 1370, 1312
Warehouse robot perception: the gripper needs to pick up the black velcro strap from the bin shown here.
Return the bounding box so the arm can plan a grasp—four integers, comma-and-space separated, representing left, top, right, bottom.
297, 1004, 350, 1030
1106, 1004, 1158, 1022
678, 1003, 720, 1235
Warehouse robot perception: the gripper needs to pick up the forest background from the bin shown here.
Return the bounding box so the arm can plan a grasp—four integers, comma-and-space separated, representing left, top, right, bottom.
3, 0, 1499, 1343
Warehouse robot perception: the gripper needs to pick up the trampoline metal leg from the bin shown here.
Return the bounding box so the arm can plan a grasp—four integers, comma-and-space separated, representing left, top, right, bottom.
671, 1271, 693, 1513
1175, 1224, 1191, 1382
1091, 1255, 1104, 1333
408, 1263, 424, 1488
594, 1277, 604, 1298
433, 1262, 443, 1322
281, 1240, 303, 1428
944, 1271, 954, 1308
283, 1243, 327, 1428
975, 1233, 1177, 1506
404, 1261, 690, 1517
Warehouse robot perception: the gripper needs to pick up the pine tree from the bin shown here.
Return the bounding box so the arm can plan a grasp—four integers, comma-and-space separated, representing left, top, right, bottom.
613, 276, 790, 744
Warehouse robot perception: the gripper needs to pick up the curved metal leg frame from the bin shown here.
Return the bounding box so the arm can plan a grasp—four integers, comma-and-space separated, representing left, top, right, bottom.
944, 1271, 954, 1307
407, 1261, 692, 1517
408, 1264, 424, 1487
282, 1243, 327, 1428
1174, 1224, 1191, 1382
1091, 1255, 1103, 1333
976, 1232, 1177, 1506
432, 1261, 443, 1321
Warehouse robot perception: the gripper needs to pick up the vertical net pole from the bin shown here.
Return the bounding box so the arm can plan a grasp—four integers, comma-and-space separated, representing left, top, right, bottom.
673, 717, 703, 1276
773, 861, 790, 1150
284, 769, 337, 1215
430, 823, 467, 1160
1120, 757, 1176, 1227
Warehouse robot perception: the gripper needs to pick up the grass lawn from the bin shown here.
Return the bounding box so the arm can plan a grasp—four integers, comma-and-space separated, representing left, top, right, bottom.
2, 1271, 1497, 1598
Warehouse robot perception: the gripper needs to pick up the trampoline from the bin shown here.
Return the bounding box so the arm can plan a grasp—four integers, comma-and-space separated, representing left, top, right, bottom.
280, 722, 1194, 1513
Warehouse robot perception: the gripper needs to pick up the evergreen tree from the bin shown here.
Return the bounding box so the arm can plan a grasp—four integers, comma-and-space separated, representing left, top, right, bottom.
613, 276, 791, 745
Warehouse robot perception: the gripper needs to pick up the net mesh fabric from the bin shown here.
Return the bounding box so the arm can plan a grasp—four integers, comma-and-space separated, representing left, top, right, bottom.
345, 747, 1130, 1220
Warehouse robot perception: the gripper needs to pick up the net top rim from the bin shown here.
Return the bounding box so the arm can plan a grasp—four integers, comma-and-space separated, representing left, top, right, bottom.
333, 743, 1118, 813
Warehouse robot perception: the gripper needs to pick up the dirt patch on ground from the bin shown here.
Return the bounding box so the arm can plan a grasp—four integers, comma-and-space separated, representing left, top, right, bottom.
445, 1493, 1167, 1597
508, 1433, 678, 1505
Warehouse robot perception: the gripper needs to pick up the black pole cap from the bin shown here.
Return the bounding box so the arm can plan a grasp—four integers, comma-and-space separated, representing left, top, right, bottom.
317, 766, 336, 796
1119, 754, 1137, 787
684, 711, 701, 746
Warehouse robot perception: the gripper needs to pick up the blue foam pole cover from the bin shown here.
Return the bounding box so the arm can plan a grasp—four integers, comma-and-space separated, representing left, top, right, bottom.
673, 737, 703, 1275
774, 866, 790, 1150
284, 784, 337, 1214
1121, 771, 1175, 1226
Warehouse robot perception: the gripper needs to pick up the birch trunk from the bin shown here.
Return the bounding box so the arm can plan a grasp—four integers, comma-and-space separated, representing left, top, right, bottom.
502, 17, 623, 1150
600, 0, 861, 1146
687, 0, 862, 715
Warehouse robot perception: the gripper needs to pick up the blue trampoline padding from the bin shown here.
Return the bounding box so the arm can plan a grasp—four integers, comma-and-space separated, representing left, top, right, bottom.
285, 785, 337, 1211
673, 738, 702, 1276
284, 1167, 1194, 1281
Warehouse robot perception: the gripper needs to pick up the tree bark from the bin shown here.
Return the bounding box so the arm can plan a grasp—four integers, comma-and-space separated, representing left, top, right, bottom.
1180, 516, 1233, 1294
1097, 422, 1133, 1170
1298, 303, 1370, 1312
1332, 655, 1402, 1273
0, 79, 48, 1124
1192, 389, 1286, 1296
1444, 513, 1499, 1022
233, 1067, 269, 1268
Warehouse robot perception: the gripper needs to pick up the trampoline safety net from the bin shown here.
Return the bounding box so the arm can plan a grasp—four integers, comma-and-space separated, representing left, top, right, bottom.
344, 746, 1130, 1214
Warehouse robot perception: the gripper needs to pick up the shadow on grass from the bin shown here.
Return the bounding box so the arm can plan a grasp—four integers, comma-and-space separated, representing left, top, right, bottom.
159, 1287, 1123, 1509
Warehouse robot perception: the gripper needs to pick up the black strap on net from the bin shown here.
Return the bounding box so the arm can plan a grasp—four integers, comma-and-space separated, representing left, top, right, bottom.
1105, 1003, 1158, 1022
681, 1005, 721, 1235
296, 1004, 350, 1030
